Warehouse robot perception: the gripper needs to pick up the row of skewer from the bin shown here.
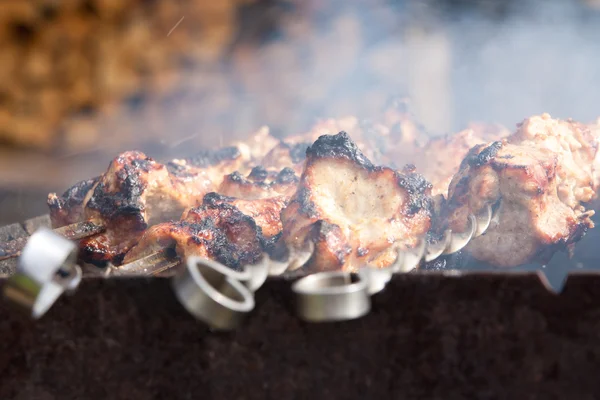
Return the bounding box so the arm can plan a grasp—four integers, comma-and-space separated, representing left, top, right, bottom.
0, 202, 500, 277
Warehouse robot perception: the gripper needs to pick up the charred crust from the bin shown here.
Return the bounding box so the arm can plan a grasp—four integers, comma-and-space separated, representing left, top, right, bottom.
296, 187, 319, 218
402, 164, 417, 174
462, 141, 503, 169
261, 232, 282, 255
61, 177, 98, 206
47, 177, 99, 216
275, 167, 298, 185
396, 172, 433, 215
248, 166, 269, 182
306, 132, 374, 170
79, 241, 111, 268
186, 146, 240, 168
202, 192, 235, 206
85, 154, 158, 229
165, 162, 187, 177
228, 171, 245, 183
182, 203, 263, 270
308, 220, 351, 267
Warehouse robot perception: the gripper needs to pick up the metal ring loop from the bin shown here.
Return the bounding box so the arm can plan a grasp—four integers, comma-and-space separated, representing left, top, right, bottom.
3, 228, 81, 319
358, 266, 393, 295
172, 257, 255, 331
291, 271, 371, 323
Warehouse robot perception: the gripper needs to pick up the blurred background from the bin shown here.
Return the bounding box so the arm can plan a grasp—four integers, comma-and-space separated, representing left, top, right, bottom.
1, 0, 600, 224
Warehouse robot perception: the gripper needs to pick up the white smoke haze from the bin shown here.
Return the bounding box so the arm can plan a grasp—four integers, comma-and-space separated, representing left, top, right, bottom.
230, 0, 600, 137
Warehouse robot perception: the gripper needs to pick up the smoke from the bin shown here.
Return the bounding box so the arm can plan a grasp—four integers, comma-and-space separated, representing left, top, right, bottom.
228, 0, 600, 138
446, 0, 600, 131
51, 0, 600, 160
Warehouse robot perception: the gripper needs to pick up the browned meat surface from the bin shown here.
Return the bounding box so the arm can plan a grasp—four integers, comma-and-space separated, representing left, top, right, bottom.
400, 126, 510, 197
281, 131, 433, 272
443, 114, 599, 267
122, 200, 264, 270
203, 192, 287, 239
509, 114, 600, 207
260, 142, 311, 175
47, 177, 99, 227
218, 166, 299, 200
48, 148, 246, 266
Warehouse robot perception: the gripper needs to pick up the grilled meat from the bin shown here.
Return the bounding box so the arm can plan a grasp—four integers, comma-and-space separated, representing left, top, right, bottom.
48, 148, 246, 265
261, 142, 311, 175
47, 177, 99, 227
122, 197, 266, 270
218, 166, 299, 200
281, 131, 433, 272
202, 192, 287, 239
387, 125, 510, 197
443, 114, 598, 267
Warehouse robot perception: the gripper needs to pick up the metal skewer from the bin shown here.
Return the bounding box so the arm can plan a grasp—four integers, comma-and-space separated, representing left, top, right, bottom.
0, 220, 105, 261
108, 248, 181, 277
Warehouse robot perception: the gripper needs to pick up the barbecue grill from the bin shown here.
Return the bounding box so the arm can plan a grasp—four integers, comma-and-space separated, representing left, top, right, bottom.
3, 0, 600, 399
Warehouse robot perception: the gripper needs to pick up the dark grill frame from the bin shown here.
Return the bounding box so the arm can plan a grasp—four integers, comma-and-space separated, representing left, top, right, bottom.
2, 216, 600, 398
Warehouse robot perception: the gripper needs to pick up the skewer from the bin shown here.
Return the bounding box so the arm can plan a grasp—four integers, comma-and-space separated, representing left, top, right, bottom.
0, 220, 105, 261
108, 201, 499, 278
108, 248, 181, 277
106, 240, 316, 279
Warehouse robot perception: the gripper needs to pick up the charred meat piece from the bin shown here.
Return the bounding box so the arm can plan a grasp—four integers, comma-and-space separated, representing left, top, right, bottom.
261, 142, 311, 175
509, 114, 600, 207
218, 166, 299, 199
387, 126, 510, 197
203, 192, 287, 239
48, 148, 246, 266
47, 177, 99, 227
281, 131, 433, 272
122, 200, 264, 271
444, 115, 598, 267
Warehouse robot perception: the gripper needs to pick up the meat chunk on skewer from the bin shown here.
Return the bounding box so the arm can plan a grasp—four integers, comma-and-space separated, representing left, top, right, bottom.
47, 148, 247, 266
443, 114, 598, 268
47, 177, 99, 227
202, 192, 287, 239
398, 126, 510, 197
281, 131, 433, 272
122, 198, 267, 270
218, 166, 299, 199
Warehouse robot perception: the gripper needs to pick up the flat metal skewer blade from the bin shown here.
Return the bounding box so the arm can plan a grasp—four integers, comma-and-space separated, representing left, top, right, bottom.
111, 248, 180, 277
0, 220, 105, 261
54, 220, 105, 241
444, 214, 476, 255
473, 204, 493, 238
425, 230, 451, 262
391, 239, 425, 273
287, 241, 315, 271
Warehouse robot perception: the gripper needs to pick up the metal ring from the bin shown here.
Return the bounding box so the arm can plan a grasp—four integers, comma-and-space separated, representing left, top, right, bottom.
291, 271, 371, 323
3, 228, 81, 319
358, 266, 393, 295
172, 257, 255, 331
